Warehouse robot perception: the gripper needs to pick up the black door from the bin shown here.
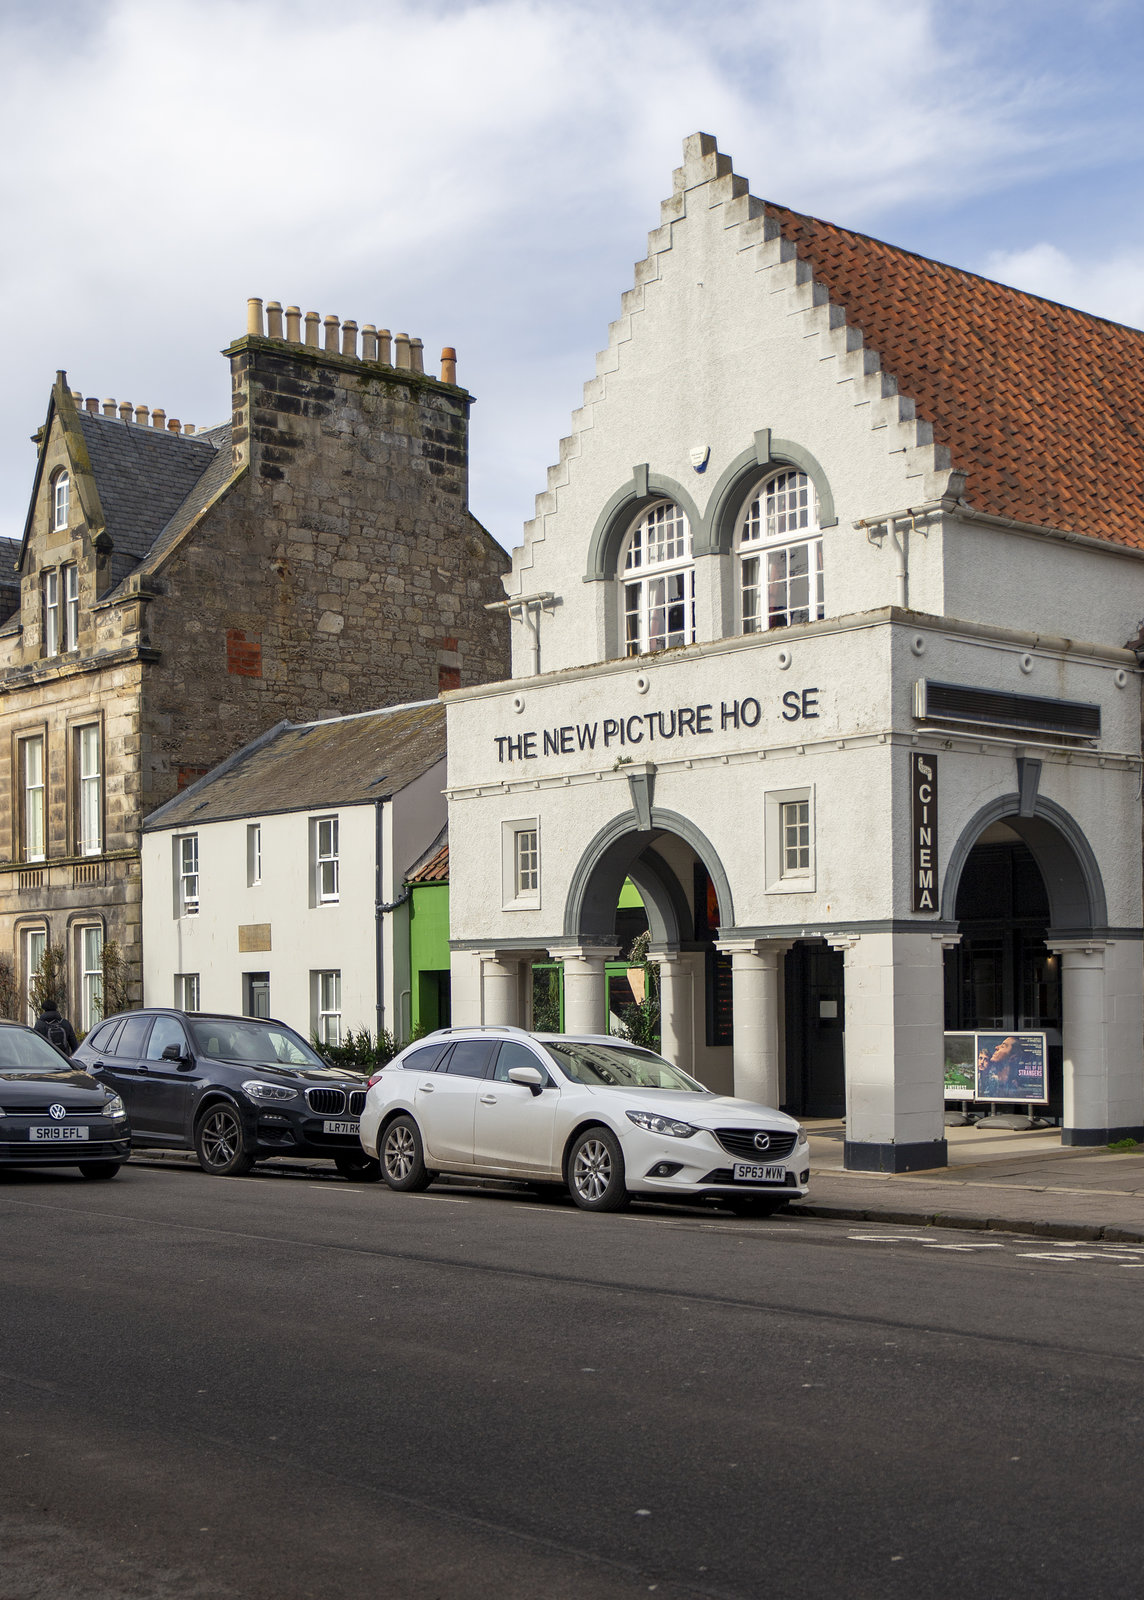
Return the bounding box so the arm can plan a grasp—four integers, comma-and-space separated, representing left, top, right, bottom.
784, 942, 845, 1117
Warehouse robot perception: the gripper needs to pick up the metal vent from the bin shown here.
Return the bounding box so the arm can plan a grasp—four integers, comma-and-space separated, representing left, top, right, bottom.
914, 679, 1100, 740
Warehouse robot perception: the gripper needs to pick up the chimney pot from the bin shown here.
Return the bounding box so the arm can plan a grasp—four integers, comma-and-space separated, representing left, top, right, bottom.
377, 328, 392, 365
285, 306, 301, 342
361, 324, 378, 362
341, 318, 358, 358
394, 332, 411, 370
304, 311, 320, 348
184, 423, 196, 434
152, 407, 166, 430
247, 297, 264, 337
102, 398, 116, 417
168, 418, 181, 433
119, 401, 132, 421
409, 338, 424, 375
266, 300, 283, 338
135, 405, 149, 425
85, 397, 99, 413
323, 314, 340, 353
440, 347, 457, 385
71, 390, 83, 404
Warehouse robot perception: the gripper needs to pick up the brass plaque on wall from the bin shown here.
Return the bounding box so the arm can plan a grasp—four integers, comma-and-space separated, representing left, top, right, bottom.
238, 924, 272, 952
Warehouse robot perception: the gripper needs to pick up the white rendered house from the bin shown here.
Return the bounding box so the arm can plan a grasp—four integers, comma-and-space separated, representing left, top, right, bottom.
444, 134, 1144, 1172
142, 703, 446, 1044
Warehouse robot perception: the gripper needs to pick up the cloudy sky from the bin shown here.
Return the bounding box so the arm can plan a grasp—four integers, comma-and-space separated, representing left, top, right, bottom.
1, 0, 1142, 551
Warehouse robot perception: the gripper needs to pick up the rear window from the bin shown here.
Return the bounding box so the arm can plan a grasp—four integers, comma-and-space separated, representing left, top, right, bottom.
87, 1018, 123, 1053
440, 1040, 496, 1078
398, 1043, 449, 1072
114, 1014, 154, 1058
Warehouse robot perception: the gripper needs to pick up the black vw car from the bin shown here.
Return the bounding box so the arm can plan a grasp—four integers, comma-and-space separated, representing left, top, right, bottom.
0, 1020, 131, 1178
72, 1009, 374, 1179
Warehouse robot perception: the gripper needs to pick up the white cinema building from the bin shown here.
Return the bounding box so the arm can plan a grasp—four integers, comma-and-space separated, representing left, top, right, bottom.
444, 134, 1144, 1171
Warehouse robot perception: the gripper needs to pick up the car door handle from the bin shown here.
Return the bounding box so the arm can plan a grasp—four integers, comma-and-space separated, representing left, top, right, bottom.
419, 1083, 435, 1093
479, 1094, 496, 1105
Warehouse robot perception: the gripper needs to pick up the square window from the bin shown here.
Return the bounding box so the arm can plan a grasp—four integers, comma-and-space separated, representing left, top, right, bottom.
175, 972, 200, 1011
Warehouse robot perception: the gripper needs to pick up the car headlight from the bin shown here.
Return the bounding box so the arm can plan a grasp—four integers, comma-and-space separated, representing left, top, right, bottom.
796, 1125, 808, 1145
242, 1081, 298, 1101
102, 1094, 127, 1120
626, 1110, 697, 1139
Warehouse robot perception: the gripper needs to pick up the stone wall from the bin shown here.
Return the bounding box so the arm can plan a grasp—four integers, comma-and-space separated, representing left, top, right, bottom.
141, 337, 510, 812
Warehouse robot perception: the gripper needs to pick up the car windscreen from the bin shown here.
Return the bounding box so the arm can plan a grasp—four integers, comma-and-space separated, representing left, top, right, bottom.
544, 1042, 709, 1092
189, 1018, 325, 1069
0, 1026, 75, 1073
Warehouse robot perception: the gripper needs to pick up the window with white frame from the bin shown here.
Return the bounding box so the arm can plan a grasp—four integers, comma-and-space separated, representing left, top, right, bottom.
76, 724, 101, 855
175, 972, 200, 1011
176, 834, 199, 916
24, 927, 46, 1024
764, 786, 815, 892
52, 471, 69, 531
63, 563, 79, 651
21, 736, 45, 861
315, 970, 342, 1046
621, 500, 695, 657
315, 816, 339, 904
739, 470, 824, 633
502, 818, 541, 908
79, 925, 104, 1031
42, 570, 60, 656
247, 823, 262, 886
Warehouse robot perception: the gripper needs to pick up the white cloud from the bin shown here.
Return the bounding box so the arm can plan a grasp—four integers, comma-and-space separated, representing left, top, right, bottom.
985, 242, 1144, 330
0, 0, 1130, 547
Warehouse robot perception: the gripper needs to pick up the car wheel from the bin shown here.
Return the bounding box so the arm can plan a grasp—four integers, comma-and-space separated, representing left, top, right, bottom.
194, 1103, 256, 1177
334, 1151, 382, 1183
726, 1195, 789, 1218
78, 1162, 121, 1180
567, 1127, 629, 1212
380, 1116, 434, 1192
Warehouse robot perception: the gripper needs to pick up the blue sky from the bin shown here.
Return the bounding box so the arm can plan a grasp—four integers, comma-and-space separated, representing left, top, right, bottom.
1, 0, 1142, 552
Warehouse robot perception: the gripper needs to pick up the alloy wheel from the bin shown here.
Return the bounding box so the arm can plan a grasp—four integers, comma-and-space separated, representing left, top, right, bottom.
573, 1138, 612, 1204
201, 1108, 241, 1168
384, 1123, 416, 1183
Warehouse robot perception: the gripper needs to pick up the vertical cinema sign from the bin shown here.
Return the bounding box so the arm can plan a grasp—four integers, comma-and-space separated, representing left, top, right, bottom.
911, 753, 938, 912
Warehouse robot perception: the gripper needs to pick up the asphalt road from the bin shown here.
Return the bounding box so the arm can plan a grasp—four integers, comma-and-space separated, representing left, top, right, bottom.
3, 1160, 1143, 1600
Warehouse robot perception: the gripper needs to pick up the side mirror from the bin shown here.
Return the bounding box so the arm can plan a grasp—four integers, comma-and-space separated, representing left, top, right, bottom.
162, 1043, 189, 1064
507, 1065, 545, 1095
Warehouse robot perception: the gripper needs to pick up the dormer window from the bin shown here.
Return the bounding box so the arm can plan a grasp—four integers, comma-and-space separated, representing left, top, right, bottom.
52, 471, 69, 531
738, 470, 824, 632
621, 500, 694, 656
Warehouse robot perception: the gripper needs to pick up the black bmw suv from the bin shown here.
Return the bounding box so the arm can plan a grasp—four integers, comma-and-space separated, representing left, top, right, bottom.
72, 1009, 375, 1179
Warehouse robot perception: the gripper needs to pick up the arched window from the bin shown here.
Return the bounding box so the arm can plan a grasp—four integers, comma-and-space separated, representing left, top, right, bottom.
738, 470, 824, 632
621, 500, 694, 656
51, 470, 70, 532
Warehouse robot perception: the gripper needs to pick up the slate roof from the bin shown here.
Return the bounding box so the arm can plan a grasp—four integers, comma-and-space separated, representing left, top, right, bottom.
768, 202, 1144, 547
406, 829, 449, 885
144, 700, 446, 830
76, 411, 222, 564
0, 536, 21, 624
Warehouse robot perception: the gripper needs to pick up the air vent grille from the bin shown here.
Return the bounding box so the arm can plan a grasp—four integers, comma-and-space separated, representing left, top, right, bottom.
914, 680, 1100, 740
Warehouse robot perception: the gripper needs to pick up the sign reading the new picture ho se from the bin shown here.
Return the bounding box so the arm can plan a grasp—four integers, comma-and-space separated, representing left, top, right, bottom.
911, 752, 938, 912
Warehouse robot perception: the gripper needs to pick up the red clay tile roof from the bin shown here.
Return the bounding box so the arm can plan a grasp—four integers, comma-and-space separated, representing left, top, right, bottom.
769, 204, 1144, 548
408, 842, 449, 884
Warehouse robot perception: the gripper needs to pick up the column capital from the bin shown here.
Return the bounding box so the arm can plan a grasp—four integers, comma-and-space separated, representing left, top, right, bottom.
716, 937, 793, 958
560, 946, 621, 964
824, 932, 860, 951
1046, 939, 1108, 958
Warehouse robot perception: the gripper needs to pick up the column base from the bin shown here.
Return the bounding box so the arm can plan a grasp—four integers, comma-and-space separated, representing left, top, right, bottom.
1062, 1125, 1144, 1146
843, 1138, 948, 1174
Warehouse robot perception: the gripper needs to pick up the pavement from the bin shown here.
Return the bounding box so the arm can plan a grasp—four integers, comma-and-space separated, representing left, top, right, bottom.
795, 1117, 1144, 1241
131, 1116, 1144, 1243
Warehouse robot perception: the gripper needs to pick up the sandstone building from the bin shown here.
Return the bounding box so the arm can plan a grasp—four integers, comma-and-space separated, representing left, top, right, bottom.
0, 301, 509, 1024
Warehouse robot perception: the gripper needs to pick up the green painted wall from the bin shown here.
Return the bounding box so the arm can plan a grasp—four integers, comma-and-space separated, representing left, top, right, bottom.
410, 882, 451, 1033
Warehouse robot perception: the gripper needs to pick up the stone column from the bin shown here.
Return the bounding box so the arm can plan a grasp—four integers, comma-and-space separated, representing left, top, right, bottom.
479, 952, 521, 1027
839, 931, 947, 1172
1048, 939, 1144, 1144
562, 949, 617, 1036
718, 940, 789, 1106
650, 949, 695, 1075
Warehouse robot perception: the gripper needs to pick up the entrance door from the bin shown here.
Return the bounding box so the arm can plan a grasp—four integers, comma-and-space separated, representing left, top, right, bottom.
784, 943, 845, 1117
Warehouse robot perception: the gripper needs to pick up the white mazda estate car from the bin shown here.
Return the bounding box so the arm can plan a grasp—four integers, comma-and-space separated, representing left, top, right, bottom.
359, 1027, 810, 1213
